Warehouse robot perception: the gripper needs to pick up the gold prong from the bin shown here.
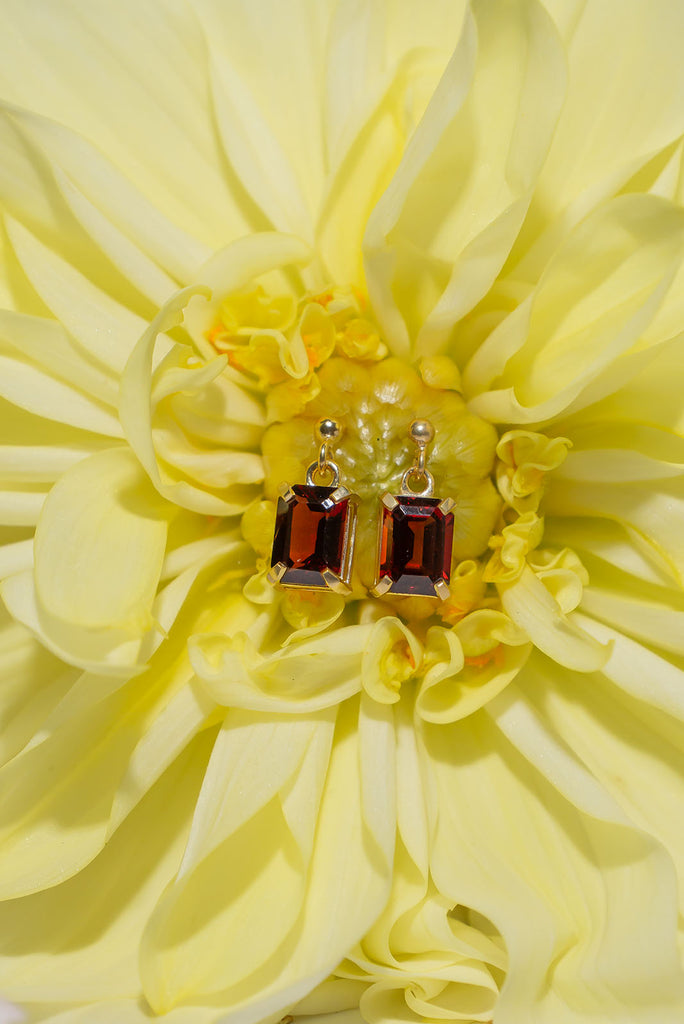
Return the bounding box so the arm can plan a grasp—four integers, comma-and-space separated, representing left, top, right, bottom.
381, 493, 399, 511
434, 579, 451, 601
278, 483, 296, 503
438, 497, 455, 515
330, 485, 350, 504
267, 562, 287, 586
322, 569, 351, 595
370, 576, 393, 598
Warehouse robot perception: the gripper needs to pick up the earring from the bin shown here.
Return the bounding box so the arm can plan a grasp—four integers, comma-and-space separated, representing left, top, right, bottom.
268, 418, 359, 594
372, 419, 454, 600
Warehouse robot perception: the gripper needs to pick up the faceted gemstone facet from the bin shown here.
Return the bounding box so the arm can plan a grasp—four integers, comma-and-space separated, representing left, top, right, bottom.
271, 484, 354, 589
378, 495, 454, 597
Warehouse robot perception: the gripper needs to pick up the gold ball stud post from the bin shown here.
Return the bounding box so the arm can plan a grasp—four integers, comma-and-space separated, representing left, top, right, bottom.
315, 417, 342, 443
408, 418, 434, 447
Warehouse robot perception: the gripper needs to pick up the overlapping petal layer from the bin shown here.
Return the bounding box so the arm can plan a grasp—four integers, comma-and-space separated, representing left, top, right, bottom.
0, 1, 682, 1023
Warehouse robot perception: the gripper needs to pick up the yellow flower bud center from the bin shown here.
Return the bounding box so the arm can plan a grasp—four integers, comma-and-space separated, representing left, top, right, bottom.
207, 281, 576, 641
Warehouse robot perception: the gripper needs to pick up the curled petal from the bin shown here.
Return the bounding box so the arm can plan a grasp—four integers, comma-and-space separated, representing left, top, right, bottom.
182, 232, 312, 353
417, 614, 530, 723
362, 618, 422, 705
483, 511, 544, 583
280, 590, 347, 646
120, 286, 263, 516
499, 565, 611, 672
527, 547, 588, 614
0, 449, 169, 674
190, 624, 372, 713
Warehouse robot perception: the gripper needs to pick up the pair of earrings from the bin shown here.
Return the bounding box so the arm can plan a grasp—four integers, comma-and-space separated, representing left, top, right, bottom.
268, 418, 455, 600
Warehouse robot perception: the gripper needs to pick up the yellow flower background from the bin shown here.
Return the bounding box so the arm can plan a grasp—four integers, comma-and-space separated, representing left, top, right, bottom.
0, 0, 684, 1021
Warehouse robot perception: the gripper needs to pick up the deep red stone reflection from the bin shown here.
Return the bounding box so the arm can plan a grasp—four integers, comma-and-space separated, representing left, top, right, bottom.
271, 484, 351, 588
379, 495, 454, 597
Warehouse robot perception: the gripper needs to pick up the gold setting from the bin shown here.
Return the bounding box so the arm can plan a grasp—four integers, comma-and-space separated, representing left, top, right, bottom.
373, 419, 454, 601
269, 419, 359, 594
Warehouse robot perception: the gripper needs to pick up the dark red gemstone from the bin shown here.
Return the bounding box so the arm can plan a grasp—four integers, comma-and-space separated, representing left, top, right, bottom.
271, 484, 352, 589
378, 495, 454, 597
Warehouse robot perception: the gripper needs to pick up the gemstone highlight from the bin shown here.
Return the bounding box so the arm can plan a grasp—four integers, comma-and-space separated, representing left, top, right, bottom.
271, 484, 355, 591
377, 495, 454, 598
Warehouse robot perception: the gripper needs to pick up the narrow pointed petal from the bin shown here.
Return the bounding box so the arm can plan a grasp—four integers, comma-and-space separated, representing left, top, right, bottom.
0, 0, 255, 249
364, 0, 565, 357
466, 195, 684, 423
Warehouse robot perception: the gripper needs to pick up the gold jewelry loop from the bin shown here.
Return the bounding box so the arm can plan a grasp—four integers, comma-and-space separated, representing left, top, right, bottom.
305, 417, 342, 487
306, 458, 340, 487
399, 418, 435, 496
400, 465, 434, 497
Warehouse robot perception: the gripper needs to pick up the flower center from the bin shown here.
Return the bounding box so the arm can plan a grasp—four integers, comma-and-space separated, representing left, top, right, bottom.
201, 280, 579, 702
208, 285, 509, 604
206, 282, 575, 627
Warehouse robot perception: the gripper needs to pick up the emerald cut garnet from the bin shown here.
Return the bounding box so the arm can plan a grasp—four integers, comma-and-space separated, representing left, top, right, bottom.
270, 484, 355, 590
378, 495, 454, 598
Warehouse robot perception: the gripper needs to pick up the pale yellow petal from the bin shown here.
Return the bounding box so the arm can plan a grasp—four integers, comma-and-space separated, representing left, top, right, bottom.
1, 570, 150, 675
190, 624, 371, 714
140, 712, 332, 1006
0, 0, 253, 250
120, 286, 240, 516
6, 216, 150, 375
466, 195, 684, 423
0, 104, 181, 308
547, 472, 684, 587
141, 698, 393, 1014
31, 1004, 221, 1024
515, 0, 684, 280
395, 694, 430, 875
0, 309, 118, 408
0, 351, 121, 438
425, 708, 684, 1021
197, 0, 329, 240
319, 0, 464, 286
361, 617, 422, 705
499, 564, 610, 671
34, 448, 167, 633
578, 554, 684, 657
0, 537, 32, 577
555, 331, 684, 444
543, 515, 673, 588
0, 443, 98, 484
517, 632, 684, 922
0, 731, 213, 1004
359, 693, 396, 871
178, 709, 334, 878
0, 490, 46, 527
0, 607, 76, 767
7, 104, 201, 281
574, 612, 684, 721
364, 0, 565, 357
279, 590, 346, 647
0, 637, 216, 899
417, 614, 531, 724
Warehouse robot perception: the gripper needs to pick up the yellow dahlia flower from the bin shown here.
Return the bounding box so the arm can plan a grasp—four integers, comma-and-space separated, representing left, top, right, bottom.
0, 0, 684, 1022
